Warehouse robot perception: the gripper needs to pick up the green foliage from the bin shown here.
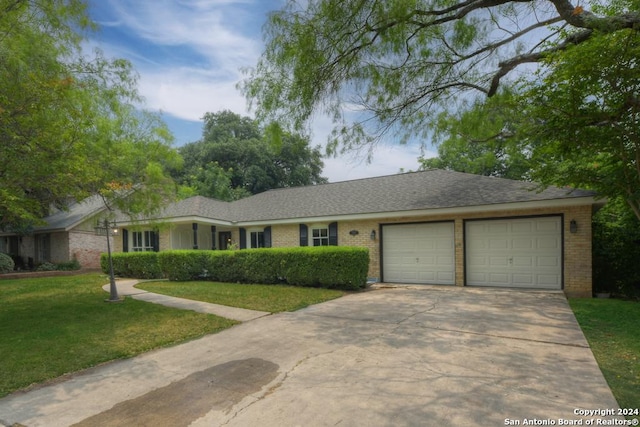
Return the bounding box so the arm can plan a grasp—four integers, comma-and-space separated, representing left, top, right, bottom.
101, 252, 163, 279
521, 28, 640, 219
420, 90, 531, 180
569, 298, 640, 410
176, 110, 326, 201
0, 1, 181, 228
35, 262, 57, 272
0, 273, 235, 397
158, 247, 369, 290
54, 258, 81, 271
0, 253, 15, 273
592, 199, 640, 297
157, 250, 211, 281
242, 0, 640, 153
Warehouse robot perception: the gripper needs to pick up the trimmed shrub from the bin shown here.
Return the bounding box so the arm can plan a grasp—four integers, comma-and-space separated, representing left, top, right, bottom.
281, 247, 369, 290
158, 246, 369, 290
0, 253, 15, 273
55, 258, 81, 271
36, 262, 57, 271
101, 252, 163, 279
158, 250, 210, 281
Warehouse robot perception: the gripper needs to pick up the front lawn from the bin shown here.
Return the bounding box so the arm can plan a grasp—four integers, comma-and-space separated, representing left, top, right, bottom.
136, 281, 345, 313
569, 298, 640, 412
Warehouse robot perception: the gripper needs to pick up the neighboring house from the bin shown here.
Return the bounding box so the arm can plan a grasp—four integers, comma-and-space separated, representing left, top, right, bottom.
112, 170, 601, 297
0, 196, 110, 269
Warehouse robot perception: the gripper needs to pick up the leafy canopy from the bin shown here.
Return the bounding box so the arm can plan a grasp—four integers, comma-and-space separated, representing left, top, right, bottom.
242, 0, 640, 154
175, 111, 326, 201
0, 0, 181, 228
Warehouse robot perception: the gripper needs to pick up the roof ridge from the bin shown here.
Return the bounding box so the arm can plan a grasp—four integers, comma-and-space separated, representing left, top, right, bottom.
257, 169, 436, 195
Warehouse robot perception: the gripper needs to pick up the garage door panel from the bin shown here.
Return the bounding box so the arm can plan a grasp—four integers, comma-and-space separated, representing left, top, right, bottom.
383, 222, 455, 285
466, 217, 562, 290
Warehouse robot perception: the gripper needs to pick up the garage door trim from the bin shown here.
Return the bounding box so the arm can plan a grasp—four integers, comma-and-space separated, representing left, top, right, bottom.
463, 214, 564, 290
380, 220, 456, 285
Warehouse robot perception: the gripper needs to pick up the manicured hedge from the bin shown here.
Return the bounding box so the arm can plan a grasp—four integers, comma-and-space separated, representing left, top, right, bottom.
100, 252, 163, 279
159, 246, 369, 290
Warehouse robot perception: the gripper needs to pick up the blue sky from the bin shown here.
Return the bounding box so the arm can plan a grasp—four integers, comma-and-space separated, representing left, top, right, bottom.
86, 0, 428, 182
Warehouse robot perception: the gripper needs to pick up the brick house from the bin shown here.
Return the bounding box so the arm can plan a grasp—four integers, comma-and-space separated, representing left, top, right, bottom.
109, 170, 602, 297
0, 196, 110, 269
1, 170, 602, 295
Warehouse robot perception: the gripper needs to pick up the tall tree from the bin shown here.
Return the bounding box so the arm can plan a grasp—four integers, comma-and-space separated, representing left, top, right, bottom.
177, 111, 326, 200
242, 0, 640, 218
0, 0, 181, 228
242, 0, 640, 152
420, 90, 531, 180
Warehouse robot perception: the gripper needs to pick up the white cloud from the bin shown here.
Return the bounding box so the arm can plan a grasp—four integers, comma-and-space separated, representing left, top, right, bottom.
139, 70, 248, 121
87, 0, 432, 182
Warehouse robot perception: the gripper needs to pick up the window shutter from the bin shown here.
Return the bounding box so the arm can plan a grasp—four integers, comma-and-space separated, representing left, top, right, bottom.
264, 226, 272, 248
299, 224, 308, 246
122, 229, 129, 253
192, 223, 199, 249
211, 226, 217, 250
152, 230, 160, 252
329, 222, 338, 246
239, 228, 247, 249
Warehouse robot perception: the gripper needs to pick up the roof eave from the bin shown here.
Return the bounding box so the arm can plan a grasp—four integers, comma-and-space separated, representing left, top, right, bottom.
235, 196, 601, 226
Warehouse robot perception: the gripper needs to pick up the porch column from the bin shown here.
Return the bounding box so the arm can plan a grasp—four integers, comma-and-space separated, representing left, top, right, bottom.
192, 223, 198, 249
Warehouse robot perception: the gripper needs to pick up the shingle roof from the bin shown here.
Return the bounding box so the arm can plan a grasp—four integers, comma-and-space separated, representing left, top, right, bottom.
34, 195, 107, 231
33, 170, 599, 230
146, 195, 233, 222
228, 169, 596, 222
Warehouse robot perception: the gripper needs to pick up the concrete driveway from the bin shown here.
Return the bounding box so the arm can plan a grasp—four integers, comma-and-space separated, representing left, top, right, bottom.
0, 285, 621, 427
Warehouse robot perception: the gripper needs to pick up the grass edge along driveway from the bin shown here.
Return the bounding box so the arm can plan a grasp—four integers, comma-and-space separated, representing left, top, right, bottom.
569, 297, 640, 414
0, 274, 343, 398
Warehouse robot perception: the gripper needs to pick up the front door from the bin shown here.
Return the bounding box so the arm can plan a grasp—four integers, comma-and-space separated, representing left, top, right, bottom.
218, 232, 232, 250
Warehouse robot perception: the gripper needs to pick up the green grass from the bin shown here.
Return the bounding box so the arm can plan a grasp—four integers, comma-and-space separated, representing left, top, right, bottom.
569, 298, 640, 412
136, 281, 345, 313
0, 273, 237, 397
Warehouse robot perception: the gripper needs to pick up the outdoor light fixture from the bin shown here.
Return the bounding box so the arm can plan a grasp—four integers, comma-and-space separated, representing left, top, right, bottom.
349, 230, 359, 236
370, 229, 376, 240
95, 218, 121, 303
570, 220, 578, 234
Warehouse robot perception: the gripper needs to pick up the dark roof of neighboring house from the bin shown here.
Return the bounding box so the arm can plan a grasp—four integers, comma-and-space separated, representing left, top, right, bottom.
33, 195, 107, 232
29, 169, 599, 231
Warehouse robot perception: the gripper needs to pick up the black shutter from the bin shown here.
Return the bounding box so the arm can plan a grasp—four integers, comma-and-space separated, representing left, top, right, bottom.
239, 228, 247, 249
328, 222, 338, 246
211, 226, 217, 250
299, 224, 308, 246
122, 229, 129, 253
152, 230, 160, 252
192, 223, 199, 249
264, 226, 272, 248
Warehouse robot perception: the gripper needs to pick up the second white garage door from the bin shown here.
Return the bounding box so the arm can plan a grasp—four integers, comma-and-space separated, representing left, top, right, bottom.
382, 222, 455, 285
465, 216, 562, 289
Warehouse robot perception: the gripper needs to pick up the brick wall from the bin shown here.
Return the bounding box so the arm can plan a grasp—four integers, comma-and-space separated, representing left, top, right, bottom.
273, 204, 594, 297
107, 203, 594, 297
69, 230, 109, 268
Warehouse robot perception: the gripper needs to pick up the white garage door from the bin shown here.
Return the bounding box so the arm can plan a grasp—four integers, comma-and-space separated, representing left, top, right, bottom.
466, 217, 562, 289
382, 222, 455, 285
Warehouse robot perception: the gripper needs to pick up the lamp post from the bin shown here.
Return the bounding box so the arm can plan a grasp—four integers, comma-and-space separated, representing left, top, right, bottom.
95, 218, 121, 302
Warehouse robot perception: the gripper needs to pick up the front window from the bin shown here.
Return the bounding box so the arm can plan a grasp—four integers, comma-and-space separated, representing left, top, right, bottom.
312, 227, 329, 246
132, 231, 155, 252
250, 231, 265, 248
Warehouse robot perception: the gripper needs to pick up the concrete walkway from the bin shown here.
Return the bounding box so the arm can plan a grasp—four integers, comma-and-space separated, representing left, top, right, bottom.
101, 279, 271, 322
